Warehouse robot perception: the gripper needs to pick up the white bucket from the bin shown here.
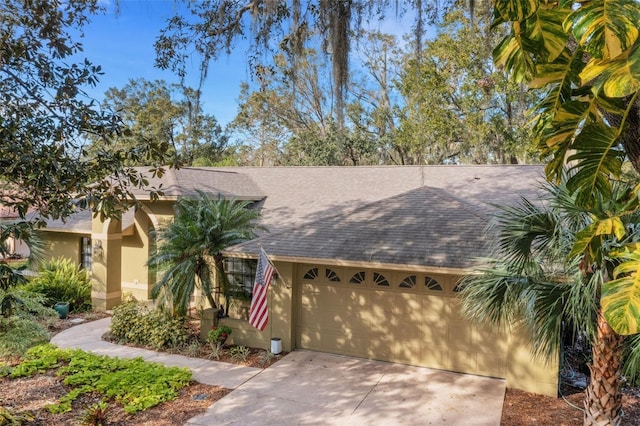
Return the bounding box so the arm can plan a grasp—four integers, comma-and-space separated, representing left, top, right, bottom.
270, 337, 282, 355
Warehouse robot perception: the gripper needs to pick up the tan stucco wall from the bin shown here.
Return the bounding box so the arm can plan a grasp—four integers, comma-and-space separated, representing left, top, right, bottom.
221, 260, 294, 352
41, 232, 85, 264
121, 209, 152, 300
91, 218, 122, 310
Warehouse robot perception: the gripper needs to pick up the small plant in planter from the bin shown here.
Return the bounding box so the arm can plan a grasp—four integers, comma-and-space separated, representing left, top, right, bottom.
207, 325, 232, 348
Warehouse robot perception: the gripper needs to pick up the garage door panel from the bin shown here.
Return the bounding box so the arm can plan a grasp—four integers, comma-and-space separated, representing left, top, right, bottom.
448, 319, 474, 350
394, 339, 422, 364
321, 332, 345, 353
370, 291, 393, 313
368, 338, 393, 360
449, 350, 477, 374
342, 313, 369, 334
392, 318, 423, 340
368, 303, 389, 325
421, 295, 449, 319
345, 335, 368, 357
296, 268, 508, 379
345, 289, 367, 307
300, 294, 319, 310
476, 353, 506, 377
423, 324, 448, 346
298, 328, 322, 350
474, 327, 508, 354
299, 306, 324, 328
391, 293, 422, 315
420, 347, 447, 369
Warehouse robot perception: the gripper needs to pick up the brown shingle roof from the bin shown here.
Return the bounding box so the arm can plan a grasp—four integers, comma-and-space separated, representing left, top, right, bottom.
225, 185, 494, 270
215, 165, 544, 232
222, 165, 546, 270
130, 167, 265, 201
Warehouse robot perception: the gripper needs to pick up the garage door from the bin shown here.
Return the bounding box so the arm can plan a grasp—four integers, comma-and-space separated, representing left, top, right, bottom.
296, 265, 507, 378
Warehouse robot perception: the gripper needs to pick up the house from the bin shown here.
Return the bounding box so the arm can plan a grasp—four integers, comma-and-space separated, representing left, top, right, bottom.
0, 205, 31, 258
37, 165, 558, 397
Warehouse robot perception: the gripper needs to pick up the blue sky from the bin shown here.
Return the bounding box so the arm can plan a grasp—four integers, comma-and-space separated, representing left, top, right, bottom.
79, 1, 417, 127
80, 1, 252, 127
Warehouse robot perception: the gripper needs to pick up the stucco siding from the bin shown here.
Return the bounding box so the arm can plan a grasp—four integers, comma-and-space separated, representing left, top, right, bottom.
42, 231, 86, 265
121, 209, 152, 300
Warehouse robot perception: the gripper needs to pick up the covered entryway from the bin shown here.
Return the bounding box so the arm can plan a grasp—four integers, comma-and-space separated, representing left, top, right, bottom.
296, 265, 507, 379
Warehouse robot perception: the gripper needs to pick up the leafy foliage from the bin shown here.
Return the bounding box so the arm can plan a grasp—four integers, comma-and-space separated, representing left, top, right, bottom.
79, 401, 111, 426
24, 258, 92, 312
0, 315, 51, 358
7, 344, 192, 415
0, 0, 175, 224
148, 192, 262, 316
492, 0, 640, 205
461, 179, 640, 362
207, 325, 232, 345
90, 79, 230, 166
109, 300, 189, 350
155, 1, 442, 126
397, 5, 537, 165
229, 345, 250, 363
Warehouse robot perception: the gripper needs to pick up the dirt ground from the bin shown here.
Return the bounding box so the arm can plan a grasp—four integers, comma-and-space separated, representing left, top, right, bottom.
501, 387, 640, 425
2, 314, 639, 425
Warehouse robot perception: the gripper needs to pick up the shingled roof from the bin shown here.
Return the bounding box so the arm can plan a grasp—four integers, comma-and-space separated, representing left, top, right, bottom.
225, 185, 494, 270
221, 165, 546, 271
129, 167, 265, 201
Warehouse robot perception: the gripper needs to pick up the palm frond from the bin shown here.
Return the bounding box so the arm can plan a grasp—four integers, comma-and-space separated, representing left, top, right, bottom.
147, 191, 262, 316
623, 333, 640, 385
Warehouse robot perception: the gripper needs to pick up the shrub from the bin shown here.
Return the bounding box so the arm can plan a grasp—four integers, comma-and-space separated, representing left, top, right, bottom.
24, 258, 92, 312
207, 325, 232, 345
0, 316, 51, 357
110, 301, 189, 350
0, 283, 57, 357
230, 345, 250, 363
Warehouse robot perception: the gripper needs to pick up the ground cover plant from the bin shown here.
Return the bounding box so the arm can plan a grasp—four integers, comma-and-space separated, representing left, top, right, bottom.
5, 344, 192, 414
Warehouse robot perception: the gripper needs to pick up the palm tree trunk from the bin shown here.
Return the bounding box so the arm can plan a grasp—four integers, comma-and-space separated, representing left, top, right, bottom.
583, 311, 625, 425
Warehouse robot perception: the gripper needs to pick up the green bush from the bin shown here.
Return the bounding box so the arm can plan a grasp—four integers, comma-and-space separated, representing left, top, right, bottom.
24, 258, 92, 312
0, 316, 51, 357
110, 301, 189, 350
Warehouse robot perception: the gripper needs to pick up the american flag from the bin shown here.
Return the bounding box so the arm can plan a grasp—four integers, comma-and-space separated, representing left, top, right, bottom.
248, 248, 276, 331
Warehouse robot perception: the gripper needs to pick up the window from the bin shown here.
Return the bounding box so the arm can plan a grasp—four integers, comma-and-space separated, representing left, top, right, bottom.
425, 276, 443, 291
303, 267, 319, 280
399, 275, 417, 289
80, 237, 92, 270
325, 268, 341, 282
224, 258, 257, 297
349, 271, 366, 284
373, 272, 390, 286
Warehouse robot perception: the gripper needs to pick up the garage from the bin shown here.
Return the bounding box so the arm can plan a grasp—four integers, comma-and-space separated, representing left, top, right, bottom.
296, 264, 508, 379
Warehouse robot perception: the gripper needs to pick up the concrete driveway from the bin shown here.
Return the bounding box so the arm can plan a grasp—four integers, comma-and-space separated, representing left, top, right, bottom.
186, 350, 505, 425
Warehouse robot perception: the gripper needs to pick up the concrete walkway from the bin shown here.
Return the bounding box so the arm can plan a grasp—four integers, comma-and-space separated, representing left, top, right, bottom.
51, 318, 261, 389
52, 318, 505, 425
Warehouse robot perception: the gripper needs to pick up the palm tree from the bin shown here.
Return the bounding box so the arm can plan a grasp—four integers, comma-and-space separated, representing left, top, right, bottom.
461, 180, 640, 425
148, 191, 262, 317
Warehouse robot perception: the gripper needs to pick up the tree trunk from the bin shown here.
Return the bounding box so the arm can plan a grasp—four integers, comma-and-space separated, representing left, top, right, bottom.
583, 311, 625, 425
